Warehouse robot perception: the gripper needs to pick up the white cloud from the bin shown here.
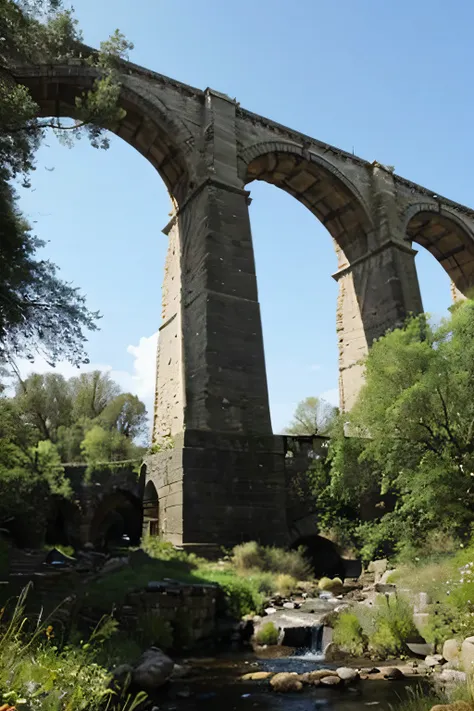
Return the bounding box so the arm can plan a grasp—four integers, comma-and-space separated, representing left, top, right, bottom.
11, 331, 159, 422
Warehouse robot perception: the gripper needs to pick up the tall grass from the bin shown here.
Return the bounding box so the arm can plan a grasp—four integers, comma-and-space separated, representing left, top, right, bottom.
232, 541, 312, 580
0, 584, 146, 711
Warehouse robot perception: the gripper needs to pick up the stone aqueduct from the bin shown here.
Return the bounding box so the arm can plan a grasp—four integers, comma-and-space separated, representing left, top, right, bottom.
13, 54, 474, 551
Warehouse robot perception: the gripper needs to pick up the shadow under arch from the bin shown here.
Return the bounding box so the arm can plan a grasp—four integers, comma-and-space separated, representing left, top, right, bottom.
143, 479, 159, 538
12, 60, 193, 205
405, 204, 474, 297
89, 489, 143, 550
242, 141, 374, 263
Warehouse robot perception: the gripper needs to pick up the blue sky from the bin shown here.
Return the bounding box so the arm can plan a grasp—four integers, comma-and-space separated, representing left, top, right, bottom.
17, 0, 474, 434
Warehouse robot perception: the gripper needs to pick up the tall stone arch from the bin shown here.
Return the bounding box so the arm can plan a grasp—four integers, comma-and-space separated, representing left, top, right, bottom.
403, 203, 474, 300
12, 62, 195, 203
241, 143, 423, 410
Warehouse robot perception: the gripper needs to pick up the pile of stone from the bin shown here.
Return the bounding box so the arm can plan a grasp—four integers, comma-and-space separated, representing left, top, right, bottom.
242, 665, 407, 693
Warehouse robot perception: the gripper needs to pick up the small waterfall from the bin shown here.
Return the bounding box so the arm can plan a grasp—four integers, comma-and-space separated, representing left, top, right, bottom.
293, 623, 325, 661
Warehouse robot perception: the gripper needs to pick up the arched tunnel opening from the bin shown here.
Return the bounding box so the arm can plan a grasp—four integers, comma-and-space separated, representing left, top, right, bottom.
90, 491, 143, 551
45, 498, 82, 551
291, 535, 347, 579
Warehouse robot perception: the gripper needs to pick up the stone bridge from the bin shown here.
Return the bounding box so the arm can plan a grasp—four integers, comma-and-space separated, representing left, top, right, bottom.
45, 464, 145, 550
12, 49, 474, 550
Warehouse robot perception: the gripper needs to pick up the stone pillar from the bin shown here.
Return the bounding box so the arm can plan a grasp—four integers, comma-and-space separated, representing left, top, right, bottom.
146, 90, 288, 549
335, 239, 423, 411
451, 280, 467, 304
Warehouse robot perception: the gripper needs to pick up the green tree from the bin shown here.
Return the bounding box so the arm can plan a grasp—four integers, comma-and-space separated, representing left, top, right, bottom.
80, 424, 141, 465
98, 393, 147, 439
0, 0, 133, 366
70, 370, 120, 420
13, 371, 73, 441
329, 301, 474, 558
286, 396, 338, 436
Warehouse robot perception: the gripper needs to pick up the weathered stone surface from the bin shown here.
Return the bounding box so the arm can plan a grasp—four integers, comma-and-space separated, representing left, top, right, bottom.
320, 675, 343, 687
439, 669, 467, 683
270, 672, 303, 692
336, 667, 360, 682
241, 671, 273, 681
425, 654, 444, 667
461, 636, 474, 674
443, 639, 461, 663
132, 648, 174, 691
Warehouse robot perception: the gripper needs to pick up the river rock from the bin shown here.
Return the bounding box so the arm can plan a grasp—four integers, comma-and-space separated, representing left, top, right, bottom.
241, 671, 273, 681
425, 654, 444, 667
443, 639, 461, 663
324, 642, 346, 662
132, 648, 174, 691
368, 559, 388, 582
384, 668, 405, 680
439, 669, 467, 683
320, 675, 342, 687
310, 669, 339, 681
337, 667, 360, 683
264, 607, 277, 615
461, 637, 474, 674
283, 602, 295, 609
270, 672, 303, 693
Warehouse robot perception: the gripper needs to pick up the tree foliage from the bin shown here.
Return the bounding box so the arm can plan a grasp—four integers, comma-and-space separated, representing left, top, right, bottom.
327, 301, 474, 560
286, 396, 338, 436
0, 0, 133, 365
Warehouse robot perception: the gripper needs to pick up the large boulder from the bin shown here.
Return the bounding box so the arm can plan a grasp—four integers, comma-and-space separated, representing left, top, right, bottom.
367, 559, 388, 583
443, 639, 461, 663
336, 667, 360, 683
461, 636, 474, 674
132, 647, 174, 691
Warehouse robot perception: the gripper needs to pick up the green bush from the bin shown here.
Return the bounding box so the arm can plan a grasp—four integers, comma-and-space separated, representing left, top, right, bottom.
232, 541, 312, 580
247, 571, 277, 596
233, 541, 264, 570
333, 612, 367, 656
369, 594, 418, 656
202, 570, 264, 617
275, 573, 297, 597
255, 621, 279, 646
318, 576, 343, 593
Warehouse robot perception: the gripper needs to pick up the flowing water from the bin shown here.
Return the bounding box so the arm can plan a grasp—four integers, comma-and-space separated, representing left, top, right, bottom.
161, 638, 430, 711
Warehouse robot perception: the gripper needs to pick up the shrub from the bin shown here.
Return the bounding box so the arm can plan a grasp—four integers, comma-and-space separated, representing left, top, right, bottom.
318, 576, 343, 593
369, 594, 418, 656
255, 621, 279, 646
233, 541, 264, 570
232, 542, 312, 580
247, 571, 277, 596
333, 612, 367, 656
275, 573, 297, 597
203, 570, 264, 617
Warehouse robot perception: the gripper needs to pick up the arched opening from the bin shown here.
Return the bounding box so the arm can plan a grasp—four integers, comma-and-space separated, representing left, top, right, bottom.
291, 534, 345, 579
45, 496, 82, 551
14, 64, 191, 204
406, 206, 474, 299
143, 479, 159, 538
89, 490, 143, 550
244, 145, 375, 418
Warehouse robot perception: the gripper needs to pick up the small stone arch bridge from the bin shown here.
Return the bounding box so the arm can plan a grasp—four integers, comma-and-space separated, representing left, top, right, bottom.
11, 49, 474, 550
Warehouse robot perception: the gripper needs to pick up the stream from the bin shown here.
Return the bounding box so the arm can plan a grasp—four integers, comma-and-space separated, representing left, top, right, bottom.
165, 650, 430, 711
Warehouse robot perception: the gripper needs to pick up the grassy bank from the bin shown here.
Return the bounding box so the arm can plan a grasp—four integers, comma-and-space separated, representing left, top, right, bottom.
84, 539, 315, 619
0, 585, 146, 711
